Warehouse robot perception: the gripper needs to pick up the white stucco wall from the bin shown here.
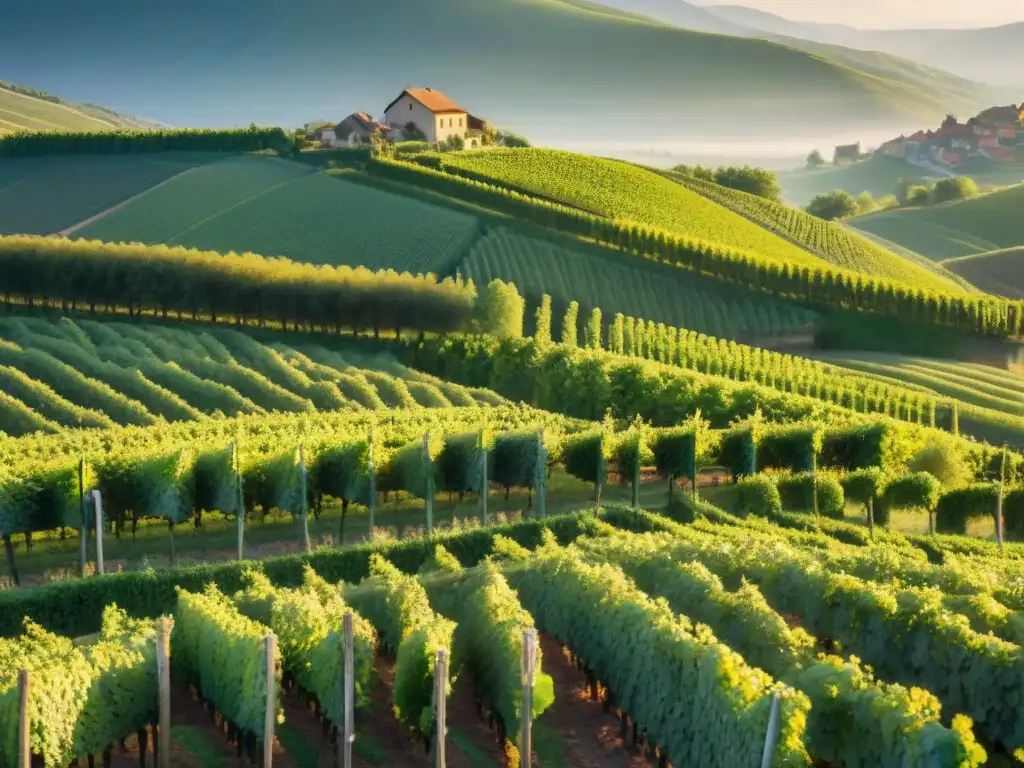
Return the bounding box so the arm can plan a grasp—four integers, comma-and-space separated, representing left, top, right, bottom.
385, 93, 466, 144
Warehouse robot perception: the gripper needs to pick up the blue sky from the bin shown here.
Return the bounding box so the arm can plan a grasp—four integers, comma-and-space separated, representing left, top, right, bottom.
699, 0, 1023, 29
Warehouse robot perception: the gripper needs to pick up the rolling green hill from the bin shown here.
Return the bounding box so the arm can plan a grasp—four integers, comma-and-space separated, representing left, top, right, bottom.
460, 226, 818, 341
438, 148, 831, 268
0, 82, 156, 133
945, 248, 1024, 299
75, 158, 482, 273
0, 316, 505, 436
656, 169, 971, 294
778, 155, 935, 208
0, 153, 222, 236
0, 0, 1000, 143
850, 185, 1024, 262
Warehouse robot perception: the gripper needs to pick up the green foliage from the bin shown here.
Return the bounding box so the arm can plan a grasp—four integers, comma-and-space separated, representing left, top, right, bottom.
757, 423, 821, 473
474, 279, 524, 339
311, 440, 371, 505
774, 473, 845, 519
560, 301, 579, 347
806, 190, 859, 221
0, 235, 476, 338
935, 484, 998, 535
418, 544, 463, 575
735, 475, 783, 518
173, 585, 280, 738
96, 448, 195, 526
820, 422, 902, 471
0, 127, 291, 158
931, 177, 979, 204
439, 563, 553, 741
584, 307, 602, 350
513, 546, 810, 766
909, 442, 972, 489
534, 294, 552, 348
840, 467, 885, 506
345, 555, 455, 738
878, 472, 943, 526
558, 428, 607, 486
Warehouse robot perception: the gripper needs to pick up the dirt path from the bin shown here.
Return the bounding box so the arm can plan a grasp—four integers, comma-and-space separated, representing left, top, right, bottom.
534, 633, 658, 768
52, 166, 203, 237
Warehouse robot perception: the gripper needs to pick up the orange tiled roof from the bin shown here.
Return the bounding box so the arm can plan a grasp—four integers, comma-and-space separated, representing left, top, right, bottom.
385, 88, 466, 115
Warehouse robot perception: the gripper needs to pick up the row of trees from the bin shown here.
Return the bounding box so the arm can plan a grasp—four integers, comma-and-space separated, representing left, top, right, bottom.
0, 235, 477, 336
669, 164, 783, 202
807, 177, 981, 221
368, 157, 1024, 339
0, 126, 293, 158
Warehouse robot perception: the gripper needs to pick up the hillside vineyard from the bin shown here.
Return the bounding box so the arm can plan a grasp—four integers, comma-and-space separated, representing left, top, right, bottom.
3, 121, 1024, 768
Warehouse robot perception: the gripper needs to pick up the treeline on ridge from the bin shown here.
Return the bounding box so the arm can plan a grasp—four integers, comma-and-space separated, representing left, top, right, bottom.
0, 236, 474, 335
0, 126, 292, 158
366, 157, 1024, 339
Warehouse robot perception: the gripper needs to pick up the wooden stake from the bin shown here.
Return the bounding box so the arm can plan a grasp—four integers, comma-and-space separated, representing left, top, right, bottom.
367, 429, 376, 540
433, 649, 448, 768
264, 635, 276, 768
520, 629, 537, 768
299, 445, 310, 555
92, 489, 105, 575
480, 432, 489, 525
760, 693, 782, 768
233, 442, 245, 561
17, 669, 29, 768
156, 618, 171, 768
867, 497, 875, 540
423, 433, 433, 535
338, 613, 355, 768
78, 457, 87, 577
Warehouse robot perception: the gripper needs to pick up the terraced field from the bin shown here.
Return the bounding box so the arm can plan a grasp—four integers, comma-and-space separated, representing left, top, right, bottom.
0, 153, 220, 235
461, 226, 819, 340
0, 85, 134, 133
0, 316, 505, 436
437, 148, 832, 269
77, 161, 482, 273
659, 169, 972, 294
850, 184, 1024, 262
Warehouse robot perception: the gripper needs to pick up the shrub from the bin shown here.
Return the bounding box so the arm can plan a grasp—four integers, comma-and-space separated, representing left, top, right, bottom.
806, 190, 858, 221
719, 426, 757, 480
935, 484, 998, 535
775, 473, 845, 519
877, 472, 942, 526
909, 443, 971, 489
932, 177, 979, 204
757, 424, 820, 473
712, 166, 782, 202
1003, 489, 1024, 541
840, 468, 885, 507
734, 475, 782, 518
820, 422, 899, 471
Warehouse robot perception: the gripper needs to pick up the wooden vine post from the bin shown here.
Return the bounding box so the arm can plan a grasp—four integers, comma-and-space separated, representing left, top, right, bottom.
338, 612, 355, 768
263, 635, 277, 768
520, 629, 537, 768
479, 428, 489, 525
433, 648, 449, 768
367, 428, 376, 539
997, 445, 1007, 552
17, 669, 29, 768
536, 430, 547, 519
423, 432, 434, 535
299, 444, 310, 555
233, 442, 245, 560
78, 457, 87, 577
867, 497, 875, 540
156, 617, 171, 768
91, 489, 105, 575
760, 693, 782, 768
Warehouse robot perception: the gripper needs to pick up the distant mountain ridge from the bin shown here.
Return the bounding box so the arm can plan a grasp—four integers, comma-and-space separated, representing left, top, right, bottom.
0, 0, 1007, 143
704, 4, 1024, 88
0, 81, 162, 133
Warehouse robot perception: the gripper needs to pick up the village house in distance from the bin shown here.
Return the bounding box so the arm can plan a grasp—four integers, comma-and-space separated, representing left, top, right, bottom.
308, 87, 490, 149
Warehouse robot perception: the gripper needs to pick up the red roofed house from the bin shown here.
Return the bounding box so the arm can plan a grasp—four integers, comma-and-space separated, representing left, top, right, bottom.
320, 113, 389, 147
880, 136, 908, 158
384, 88, 474, 145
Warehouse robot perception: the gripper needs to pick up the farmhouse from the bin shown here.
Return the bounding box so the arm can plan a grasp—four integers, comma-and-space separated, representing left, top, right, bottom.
833, 143, 861, 164
384, 87, 488, 147
315, 113, 388, 147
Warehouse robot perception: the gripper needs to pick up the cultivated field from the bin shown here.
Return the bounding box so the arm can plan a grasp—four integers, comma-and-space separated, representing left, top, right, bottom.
438, 148, 832, 268
946, 247, 1024, 298
662, 169, 972, 294
461, 226, 819, 341
0, 85, 134, 133
851, 184, 1024, 261
0, 153, 219, 235
0, 316, 504, 436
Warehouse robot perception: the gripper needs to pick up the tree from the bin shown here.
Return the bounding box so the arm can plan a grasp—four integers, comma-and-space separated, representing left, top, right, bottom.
906, 185, 931, 206
535, 294, 552, 347
585, 308, 603, 350
805, 190, 858, 221
942, 113, 958, 128
806, 149, 826, 169
855, 191, 879, 215
713, 166, 783, 202
498, 131, 531, 148
473, 279, 524, 338
561, 301, 579, 347
932, 176, 979, 204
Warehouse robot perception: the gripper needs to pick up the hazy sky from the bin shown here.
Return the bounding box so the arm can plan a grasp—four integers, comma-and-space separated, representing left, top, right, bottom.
699, 0, 1024, 29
